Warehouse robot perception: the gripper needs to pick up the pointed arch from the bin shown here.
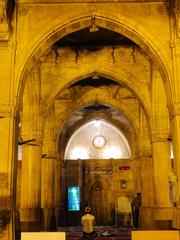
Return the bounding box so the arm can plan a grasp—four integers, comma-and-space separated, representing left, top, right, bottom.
16, 11, 172, 110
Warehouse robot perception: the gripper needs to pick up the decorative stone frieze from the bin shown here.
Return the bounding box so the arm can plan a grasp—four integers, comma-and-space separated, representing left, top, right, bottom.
0, 104, 18, 118
151, 131, 170, 143
0, 0, 9, 40
84, 167, 112, 175
0, 0, 14, 41
174, 0, 180, 39
169, 102, 180, 118
139, 146, 152, 158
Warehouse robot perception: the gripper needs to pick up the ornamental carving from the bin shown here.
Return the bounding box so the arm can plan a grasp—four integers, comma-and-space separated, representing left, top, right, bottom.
84, 167, 112, 175
0, 0, 8, 40
0, 0, 13, 40
174, 0, 180, 39
18, 5, 30, 16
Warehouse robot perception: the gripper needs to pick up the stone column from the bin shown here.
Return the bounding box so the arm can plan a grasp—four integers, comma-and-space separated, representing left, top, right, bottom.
20, 133, 42, 232
170, 104, 180, 228
138, 105, 154, 229
41, 108, 57, 231
20, 67, 42, 231
41, 151, 56, 231
151, 66, 172, 228
140, 152, 154, 229
54, 159, 63, 227
171, 104, 180, 202
169, 39, 180, 229
152, 133, 172, 226
0, 105, 18, 240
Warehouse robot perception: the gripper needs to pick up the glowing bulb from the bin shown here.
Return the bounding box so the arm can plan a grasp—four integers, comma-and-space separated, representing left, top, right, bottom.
103, 146, 121, 159
89, 24, 99, 32
95, 120, 101, 128
70, 147, 88, 159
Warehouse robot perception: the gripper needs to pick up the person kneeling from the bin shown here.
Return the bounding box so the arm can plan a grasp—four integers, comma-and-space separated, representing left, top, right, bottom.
81, 207, 97, 238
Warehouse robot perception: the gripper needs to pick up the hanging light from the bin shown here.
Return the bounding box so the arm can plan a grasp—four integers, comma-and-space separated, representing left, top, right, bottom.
70, 147, 89, 159
92, 72, 99, 79
89, 13, 99, 32
103, 146, 121, 159
94, 120, 101, 128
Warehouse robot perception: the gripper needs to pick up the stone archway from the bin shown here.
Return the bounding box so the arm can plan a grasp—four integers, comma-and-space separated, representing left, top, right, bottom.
16, 12, 172, 111
43, 78, 151, 228
15, 8, 173, 233
42, 69, 151, 123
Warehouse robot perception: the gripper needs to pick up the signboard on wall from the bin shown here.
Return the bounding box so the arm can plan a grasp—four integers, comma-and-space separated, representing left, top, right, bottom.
119, 165, 131, 171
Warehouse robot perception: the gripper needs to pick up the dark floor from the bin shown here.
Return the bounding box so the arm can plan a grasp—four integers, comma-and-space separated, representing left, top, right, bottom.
58, 226, 133, 240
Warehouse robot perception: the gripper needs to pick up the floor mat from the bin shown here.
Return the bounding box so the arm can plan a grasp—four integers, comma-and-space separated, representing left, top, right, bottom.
58, 226, 133, 240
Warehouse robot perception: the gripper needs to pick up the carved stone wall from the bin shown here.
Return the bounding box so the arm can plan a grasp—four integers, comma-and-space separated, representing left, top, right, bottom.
65, 159, 133, 226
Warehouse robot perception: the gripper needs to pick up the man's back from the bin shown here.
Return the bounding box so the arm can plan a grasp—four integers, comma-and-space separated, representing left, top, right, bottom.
81, 213, 95, 233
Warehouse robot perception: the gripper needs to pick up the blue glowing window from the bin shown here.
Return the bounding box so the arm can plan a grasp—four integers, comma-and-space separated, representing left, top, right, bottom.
68, 186, 80, 211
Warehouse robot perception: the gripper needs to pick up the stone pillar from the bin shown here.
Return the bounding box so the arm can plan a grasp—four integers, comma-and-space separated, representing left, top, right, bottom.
151, 65, 172, 228
20, 133, 42, 232
170, 104, 180, 229
20, 67, 42, 231
171, 104, 180, 201
137, 103, 154, 228
54, 159, 63, 227
169, 39, 180, 229
152, 134, 173, 227
41, 152, 56, 231
0, 105, 18, 240
140, 153, 154, 229
41, 107, 57, 231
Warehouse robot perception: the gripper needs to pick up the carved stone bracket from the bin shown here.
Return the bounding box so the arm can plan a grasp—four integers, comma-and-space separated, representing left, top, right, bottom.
174, 0, 180, 39
0, 104, 18, 118
168, 102, 180, 118
151, 131, 170, 143
0, 0, 9, 41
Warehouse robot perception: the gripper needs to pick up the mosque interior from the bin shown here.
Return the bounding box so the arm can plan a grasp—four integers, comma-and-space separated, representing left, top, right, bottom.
0, 0, 180, 239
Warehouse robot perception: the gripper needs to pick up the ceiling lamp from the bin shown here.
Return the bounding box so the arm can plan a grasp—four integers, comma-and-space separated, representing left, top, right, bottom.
89, 13, 99, 32
92, 72, 99, 79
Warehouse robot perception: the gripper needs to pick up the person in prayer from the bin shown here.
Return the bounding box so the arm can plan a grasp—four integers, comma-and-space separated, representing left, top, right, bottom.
81, 207, 97, 237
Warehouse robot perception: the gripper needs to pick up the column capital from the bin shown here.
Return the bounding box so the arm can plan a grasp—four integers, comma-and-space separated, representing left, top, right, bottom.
151, 131, 170, 143
20, 132, 43, 146
43, 137, 56, 146
168, 102, 180, 118
170, 39, 180, 49
0, 104, 19, 118
139, 146, 152, 158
